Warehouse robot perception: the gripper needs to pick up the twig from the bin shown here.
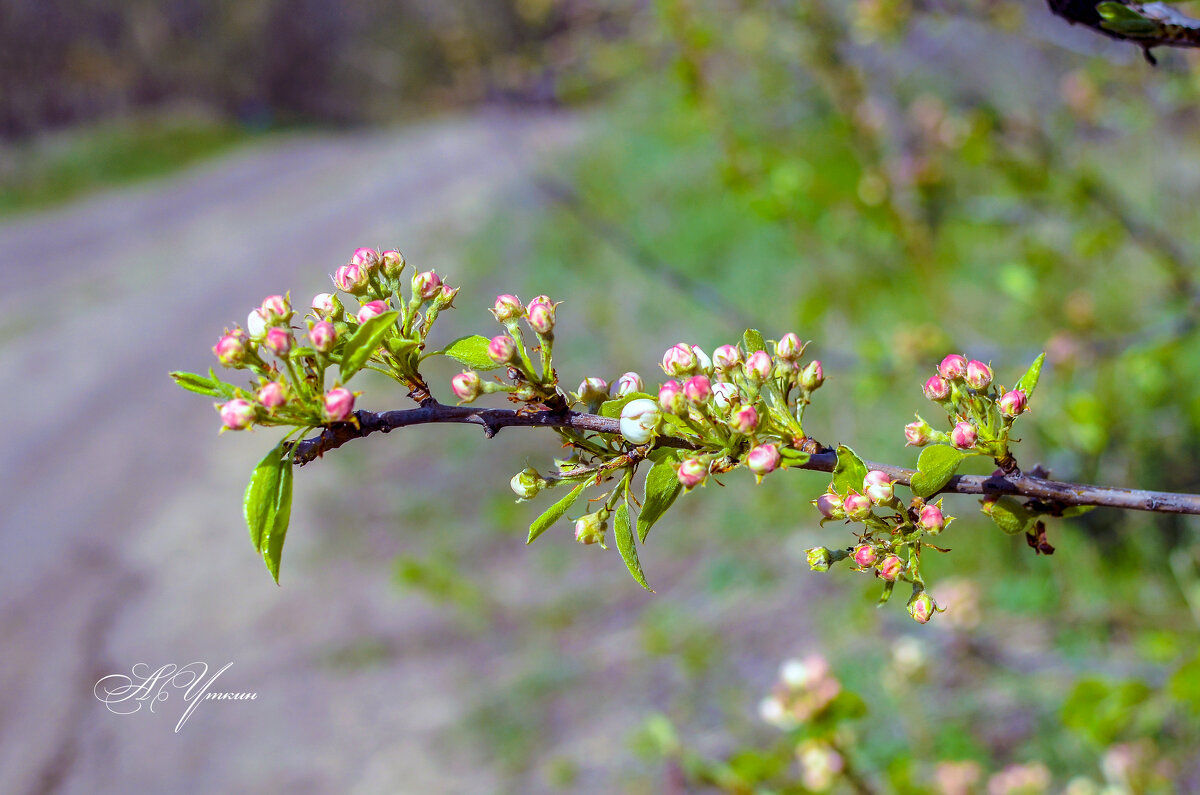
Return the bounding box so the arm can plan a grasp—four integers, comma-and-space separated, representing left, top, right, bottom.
290, 403, 1200, 515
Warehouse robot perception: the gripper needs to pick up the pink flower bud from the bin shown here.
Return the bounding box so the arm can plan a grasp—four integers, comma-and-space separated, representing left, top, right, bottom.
264, 326, 293, 356
213, 334, 246, 366
491, 294, 524, 322
950, 421, 977, 449
843, 490, 873, 521
574, 511, 608, 545
218, 398, 256, 430
356, 300, 388, 324
412, 271, 441, 300
247, 308, 267, 337
998, 389, 1027, 417
683, 375, 712, 403
324, 387, 356, 421
814, 492, 844, 519
487, 335, 517, 364
311, 292, 337, 317
619, 398, 660, 444
577, 377, 608, 403
730, 404, 759, 434
260, 294, 290, 321
923, 375, 951, 401
257, 381, 287, 409
863, 470, 895, 504
776, 332, 804, 360
691, 345, 713, 374
745, 350, 773, 381
351, 247, 380, 269
658, 380, 685, 414
938, 354, 967, 380
527, 294, 555, 314
333, 263, 369, 295
527, 303, 554, 335
712, 344, 743, 371
965, 359, 992, 390
677, 457, 708, 489
711, 381, 738, 410
800, 360, 825, 391
611, 372, 643, 397
380, 249, 405, 277
877, 554, 904, 582
918, 503, 946, 534
661, 343, 697, 377
309, 321, 336, 353
908, 592, 935, 624
451, 371, 483, 403
904, 419, 932, 447
853, 544, 878, 568
438, 283, 459, 306
746, 443, 781, 476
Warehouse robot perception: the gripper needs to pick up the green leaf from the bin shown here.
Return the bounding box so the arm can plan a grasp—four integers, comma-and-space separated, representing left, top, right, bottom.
243, 441, 294, 583
742, 328, 766, 353
1096, 2, 1160, 35
639, 457, 682, 542
339, 310, 399, 382
288, 346, 317, 360
615, 503, 652, 591
1167, 654, 1200, 712
387, 337, 420, 357
171, 370, 222, 397
988, 496, 1032, 535
437, 335, 504, 371
1061, 505, 1096, 518
263, 452, 294, 583
832, 445, 868, 496
527, 481, 588, 544
1015, 352, 1046, 401
910, 445, 966, 498
599, 392, 655, 418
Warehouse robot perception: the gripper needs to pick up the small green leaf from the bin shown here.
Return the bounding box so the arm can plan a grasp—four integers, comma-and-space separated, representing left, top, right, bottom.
832, 445, 868, 496
387, 337, 420, 357
288, 346, 317, 360
1167, 654, 1200, 712
527, 481, 588, 544
743, 328, 767, 354
910, 445, 967, 498
599, 392, 655, 418
244, 441, 295, 583
1015, 352, 1046, 401
615, 503, 653, 591
1061, 505, 1096, 518
639, 457, 682, 542
171, 371, 222, 397
437, 335, 504, 371
988, 496, 1032, 535
1096, 2, 1159, 35
877, 580, 895, 606
263, 452, 294, 584
339, 310, 399, 382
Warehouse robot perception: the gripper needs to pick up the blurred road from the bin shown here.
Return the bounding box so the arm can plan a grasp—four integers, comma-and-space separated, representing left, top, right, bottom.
0, 111, 582, 795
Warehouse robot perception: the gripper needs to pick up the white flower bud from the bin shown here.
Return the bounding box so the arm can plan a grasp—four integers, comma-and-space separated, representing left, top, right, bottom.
619, 398, 661, 445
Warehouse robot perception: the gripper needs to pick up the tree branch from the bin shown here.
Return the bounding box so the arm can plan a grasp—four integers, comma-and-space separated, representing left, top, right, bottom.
291, 403, 1200, 515
1047, 1, 1200, 64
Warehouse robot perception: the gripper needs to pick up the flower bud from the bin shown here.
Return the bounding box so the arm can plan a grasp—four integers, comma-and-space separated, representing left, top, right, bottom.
908, 591, 935, 624
333, 263, 369, 295
619, 398, 660, 444
746, 443, 781, 477
658, 380, 685, 414
264, 326, 293, 356
413, 271, 442, 300
324, 387, 356, 421
260, 294, 290, 322
311, 292, 340, 318
218, 398, 256, 430
853, 543, 878, 568
711, 381, 738, 411
491, 294, 524, 322
965, 359, 992, 390
938, 354, 967, 380
213, 334, 246, 367
661, 343, 697, 377
527, 303, 554, 335
923, 375, 951, 401
437, 283, 459, 306
950, 421, 977, 449
677, 457, 708, 489
612, 371, 643, 397
904, 419, 933, 447
356, 300, 388, 324
257, 381, 287, 409
683, 375, 712, 403
807, 546, 833, 571
814, 492, 844, 519
451, 371, 483, 403
918, 503, 947, 534
877, 554, 904, 582
729, 404, 759, 434
527, 294, 555, 314
843, 490, 873, 521
510, 467, 545, 500
514, 384, 539, 402
309, 321, 337, 353
712, 344, 742, 371
247, 308, 267, 338
776, 332, 805, 360
691, 345, 713, 374
380, 249, 405, 277
998, 389, 1027, 417
577, 377, 608, 404
800, 360, 825, 391
574, 511, 609, 545
487, 335, 517, 364
351, 247, 380, 270
863, 470, 895, 504
745, 350, 773, 382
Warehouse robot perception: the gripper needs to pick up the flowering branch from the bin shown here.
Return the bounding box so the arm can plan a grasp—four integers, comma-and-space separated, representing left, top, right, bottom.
1046, 1, 1200, 64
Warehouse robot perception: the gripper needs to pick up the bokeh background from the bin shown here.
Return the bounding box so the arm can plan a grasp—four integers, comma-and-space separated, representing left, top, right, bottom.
3, 1, 1200, 792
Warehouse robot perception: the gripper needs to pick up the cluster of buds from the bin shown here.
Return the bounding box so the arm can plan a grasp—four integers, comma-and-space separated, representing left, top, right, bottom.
757, 655, 843, 729
907, 353, 1032, 459
450, 294, 564, 408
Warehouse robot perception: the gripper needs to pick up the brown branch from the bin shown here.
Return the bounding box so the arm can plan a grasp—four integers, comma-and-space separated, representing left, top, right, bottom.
1046, 1, 1200, 64
290, 403, 1200, 515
